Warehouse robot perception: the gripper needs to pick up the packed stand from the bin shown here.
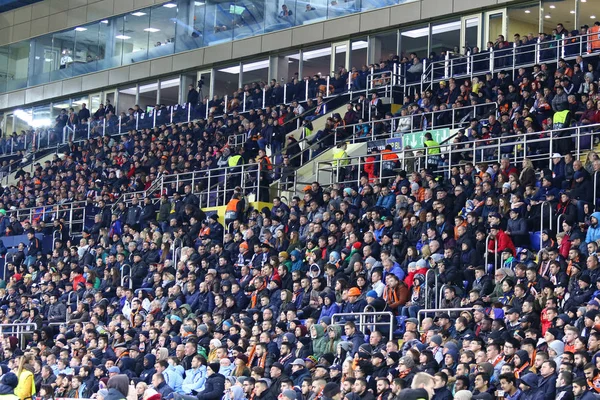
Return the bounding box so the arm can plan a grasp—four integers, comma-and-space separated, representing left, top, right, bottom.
4, 20, 600, 400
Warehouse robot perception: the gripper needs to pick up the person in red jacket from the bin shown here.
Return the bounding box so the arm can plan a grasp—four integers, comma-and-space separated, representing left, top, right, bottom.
488, 225, 516, 257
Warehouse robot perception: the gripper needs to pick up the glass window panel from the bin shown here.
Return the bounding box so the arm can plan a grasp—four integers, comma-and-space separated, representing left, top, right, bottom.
464, 17, 479, 50
234, 0, 265, 40
159, 76, 180, 105
431, 20, 460, 56
351, 37, 368, 69
204, 0, 234, 46
401, 25, 428, 59
7, 41, 30, 92
302, 46, 331, 80
122, 9, 151, 65
0, 44, 8, 93
214, 64, 239, 100
148, 4, 177, 60
265, 1, 295, 33
370, 31, 397, 64
71, 95, 88, 114
138, 80, 158, 111
72, 22, 101, 77
117, 87, 135, 114
175, 0, 204, 52
50, 29, 76, 82
334, 43, 347, 72
96, 18, 118, 70
29, 36, 53, 87
12, 108, 33, 134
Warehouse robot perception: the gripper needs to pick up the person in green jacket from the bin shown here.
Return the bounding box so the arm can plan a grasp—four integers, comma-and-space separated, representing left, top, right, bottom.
310, 324, 328, 359
325, 324, 342, 355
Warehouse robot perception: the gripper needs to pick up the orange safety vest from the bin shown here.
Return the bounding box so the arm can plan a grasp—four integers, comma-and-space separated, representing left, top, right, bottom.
225, 199, 240, 221
260, 156, 273, 171
588, 26, 600, 53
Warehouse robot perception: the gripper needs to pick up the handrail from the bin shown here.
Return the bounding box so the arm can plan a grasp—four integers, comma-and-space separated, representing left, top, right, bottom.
540, 201, 552, 251
424, 268, 438, 309
120, 263, 133, 289
331, 311, 395, 341
0, 322, 37, 348
485, 233, 499, 274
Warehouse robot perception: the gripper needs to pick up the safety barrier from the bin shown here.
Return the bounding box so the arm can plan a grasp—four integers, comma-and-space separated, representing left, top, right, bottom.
331, 311, 395, 341
0, 323, 37, 348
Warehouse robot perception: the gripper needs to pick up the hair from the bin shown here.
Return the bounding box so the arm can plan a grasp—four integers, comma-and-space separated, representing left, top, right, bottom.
411, 372, 435, 389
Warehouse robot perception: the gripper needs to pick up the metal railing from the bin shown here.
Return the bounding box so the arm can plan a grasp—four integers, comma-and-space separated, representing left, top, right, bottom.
314, 122, 600, 190
0, 323, 37, 348
331, 311, 395, 341
120, 263, 133, 289
410, 30, 600, 97
424, 268, 438, 309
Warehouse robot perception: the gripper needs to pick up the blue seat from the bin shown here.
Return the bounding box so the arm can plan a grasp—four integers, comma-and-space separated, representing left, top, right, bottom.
529, 231, 541, 251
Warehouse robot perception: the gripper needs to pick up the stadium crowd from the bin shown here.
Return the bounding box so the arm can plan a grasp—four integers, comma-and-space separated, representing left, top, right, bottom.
0, 19, 600, 400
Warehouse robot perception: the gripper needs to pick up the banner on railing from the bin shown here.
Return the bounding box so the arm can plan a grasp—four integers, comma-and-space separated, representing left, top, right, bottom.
403, 128, 450, 148
366, 128, 451, 153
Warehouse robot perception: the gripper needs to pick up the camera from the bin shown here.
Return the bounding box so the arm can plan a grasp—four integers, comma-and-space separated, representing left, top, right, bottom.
197, 78, 204, 88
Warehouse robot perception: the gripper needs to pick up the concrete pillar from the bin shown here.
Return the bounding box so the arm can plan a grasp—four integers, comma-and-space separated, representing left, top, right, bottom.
269, 55, 290, 82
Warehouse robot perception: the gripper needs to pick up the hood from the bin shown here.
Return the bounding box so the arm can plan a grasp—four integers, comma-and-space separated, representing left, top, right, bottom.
312, 324, 325, 339
548, 340, 564, 357
515, 350, 530, 365
520, 373, 538, 389
290, 250, 302, 259
231, 386, 245, 400
283, 332, 296, 344
180, 304, 192, 314
339, 341, 353, 353
478, 362, 494, 377
592, 212, 600, 223
144, 354, 156, 366
329, 251, 340, 262
118, 357, 136, 372
328, 324, 342, 340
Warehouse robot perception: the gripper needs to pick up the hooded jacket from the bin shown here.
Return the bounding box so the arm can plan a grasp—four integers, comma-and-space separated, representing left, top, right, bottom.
139, 354, 157, 384
318, 293, 340, 322
586, 212, 600, 243
311, 324, 329, 359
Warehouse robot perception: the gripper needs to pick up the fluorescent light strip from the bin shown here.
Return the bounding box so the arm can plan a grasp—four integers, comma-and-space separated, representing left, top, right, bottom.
131, 12, 147, 16
163, 3, 177, 8
116, 35, 131, 40
75, 27, 87, 32
144, 28, 161, 32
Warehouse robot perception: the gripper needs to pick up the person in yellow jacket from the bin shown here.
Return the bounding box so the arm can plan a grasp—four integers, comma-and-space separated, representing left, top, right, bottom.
332, 142, 349, 181
14, 355, 35, 400
0, 372, 20, 400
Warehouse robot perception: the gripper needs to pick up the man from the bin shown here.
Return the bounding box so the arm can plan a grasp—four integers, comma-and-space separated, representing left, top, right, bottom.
432, 372, 452, 400
254, 379, 275, 400
156, 360, 183, 394
556, 371, 574, 400
175, 363, 224, 400
472, 373, 492, 397
181, 355, 207, 395
573, 377, 596, 400
538, 360, 557, 398
353, 378, 375, 400
152, 372, 175, 399
499, 373, 522, 400
323, 382, 343, 400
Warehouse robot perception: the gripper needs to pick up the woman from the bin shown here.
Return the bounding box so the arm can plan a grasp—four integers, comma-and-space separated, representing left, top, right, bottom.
14, 355, 35, 400
135, 383, 147, 400
519, 158, 536, 188
232, 354, 250, 377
